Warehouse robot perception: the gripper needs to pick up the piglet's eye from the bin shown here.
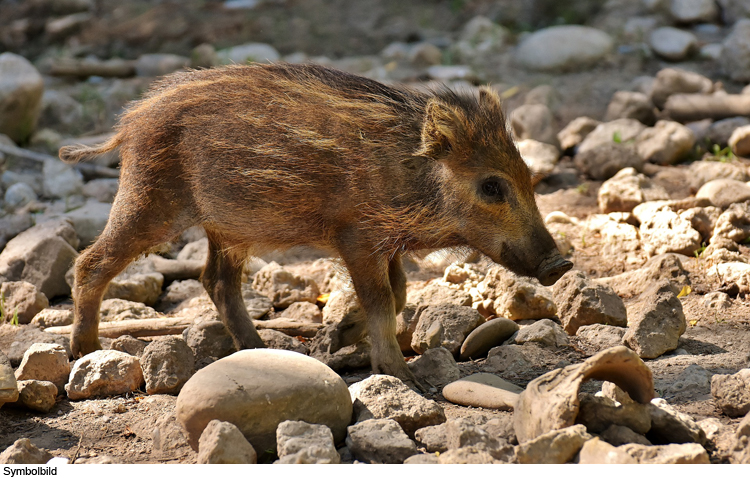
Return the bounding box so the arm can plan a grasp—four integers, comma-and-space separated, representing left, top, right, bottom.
480, 178, 506, 201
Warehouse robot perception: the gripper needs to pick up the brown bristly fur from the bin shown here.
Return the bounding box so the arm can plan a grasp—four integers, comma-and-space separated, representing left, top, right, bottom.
59, 63, 568, 386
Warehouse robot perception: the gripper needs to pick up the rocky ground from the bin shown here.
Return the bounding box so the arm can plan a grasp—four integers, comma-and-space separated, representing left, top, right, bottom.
2, 0, 750, 465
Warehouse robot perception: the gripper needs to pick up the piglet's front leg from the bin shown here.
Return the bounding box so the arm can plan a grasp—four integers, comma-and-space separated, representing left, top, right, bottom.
337, 243, 424, 392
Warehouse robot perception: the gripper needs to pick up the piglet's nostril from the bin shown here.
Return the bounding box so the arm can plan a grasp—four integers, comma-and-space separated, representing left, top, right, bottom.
537, 258, 573, 286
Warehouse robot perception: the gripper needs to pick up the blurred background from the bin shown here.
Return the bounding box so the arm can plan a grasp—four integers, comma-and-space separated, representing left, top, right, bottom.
1, 0, 747, 145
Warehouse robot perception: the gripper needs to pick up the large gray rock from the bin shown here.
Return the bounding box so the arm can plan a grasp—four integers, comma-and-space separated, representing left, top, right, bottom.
349, 374, 446, 436
176, 349, 352, 452
275, 420, 340, 464
346, 418, 418, 464
140, 337, 195, 395
623, 280, 686, 359
721, 19, 750, 82
0, 219, 79, 299
552, 271, 627, 335
197, 420, 257, 464
65, 350, 144, 400
0, 53, 44, 143
647, 398, 706, 445
514, 26, 613, 72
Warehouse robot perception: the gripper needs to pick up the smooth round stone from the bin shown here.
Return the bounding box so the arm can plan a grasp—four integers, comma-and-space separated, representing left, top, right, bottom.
442, 373, 523, 410
696, 179, 750, 208
459, 317, 519, 361
176, 349, 352, 452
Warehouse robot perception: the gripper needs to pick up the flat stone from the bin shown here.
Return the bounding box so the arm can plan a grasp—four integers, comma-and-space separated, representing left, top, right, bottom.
442, 373, 522, 410
176, 349, 352, 452
459, 317, 518, 361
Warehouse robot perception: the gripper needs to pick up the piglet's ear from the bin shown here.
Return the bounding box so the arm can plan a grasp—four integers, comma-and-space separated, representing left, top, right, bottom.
416, 98, 466, 160
479, 86, 503, 112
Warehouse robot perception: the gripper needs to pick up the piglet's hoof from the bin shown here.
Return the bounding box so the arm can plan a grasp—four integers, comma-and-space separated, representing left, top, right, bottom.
71, 334, 103, 358
513, 346, 654, 444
